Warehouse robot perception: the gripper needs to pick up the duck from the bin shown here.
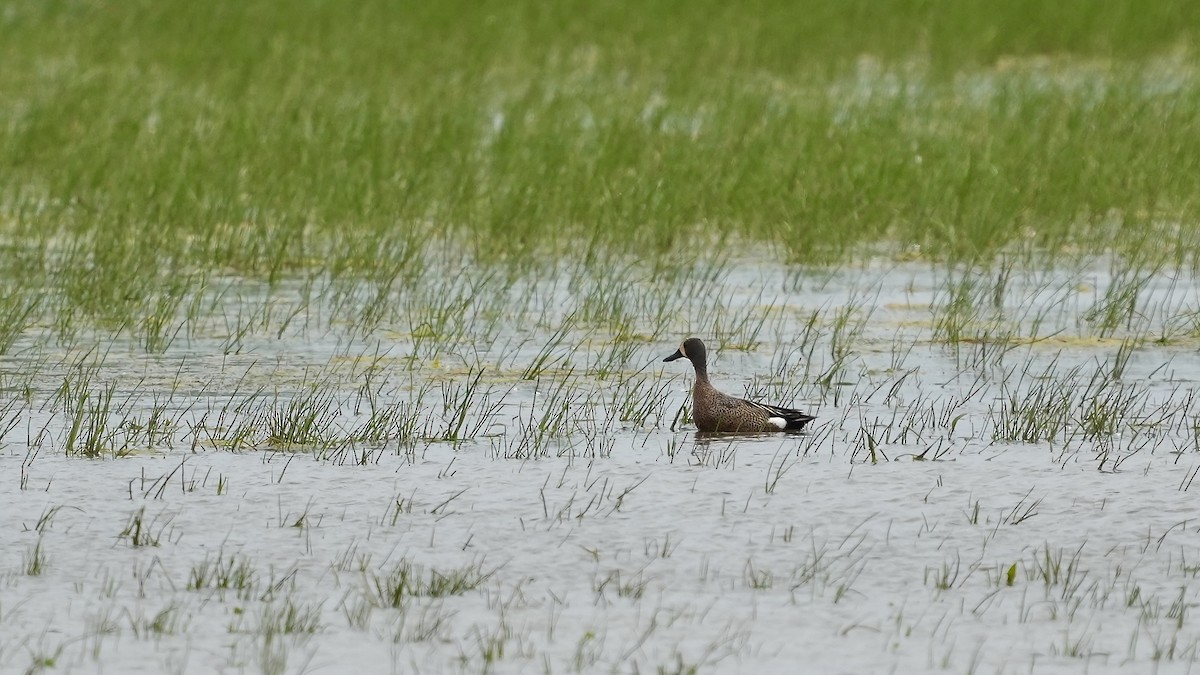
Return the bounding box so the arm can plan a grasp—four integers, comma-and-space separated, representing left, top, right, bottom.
663, 337, 815, 432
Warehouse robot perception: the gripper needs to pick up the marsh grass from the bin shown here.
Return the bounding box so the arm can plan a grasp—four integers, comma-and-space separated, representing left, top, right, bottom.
119, 507, 174, 548
261, 387, 342, 449
0, 0, 1197, 318
439, 368, 507, 443
607, 373, 673, 427
252, 599, 323, 637
23, 538, 47, 576
764, 447, 800, 495
994, 360, 1087, 443
813, 302, 873, 391
347, 400, 429, 458
594, 568, 651, 600
0, 2, 1197, 443
370, 559, 492, 609
933, 270, 1006, 345
4, 3, 1200, 671
656, 654, 700, 675
992, 351, 1157, 445
128, 602, 186, 638
189, 554, 258, 599
1084, 262, 1163, 338
499, 375, 584, 460
59, 380, 119, 457
0, 288, 38, 355
138, 280, 191, 354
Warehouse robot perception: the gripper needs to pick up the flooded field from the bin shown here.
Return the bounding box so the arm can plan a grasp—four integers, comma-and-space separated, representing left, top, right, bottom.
5, 256, 1200, 674
4, 2, 1200, 672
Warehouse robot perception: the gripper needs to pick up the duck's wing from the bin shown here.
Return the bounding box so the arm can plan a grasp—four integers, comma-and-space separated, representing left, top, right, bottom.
744, 399, 816, 430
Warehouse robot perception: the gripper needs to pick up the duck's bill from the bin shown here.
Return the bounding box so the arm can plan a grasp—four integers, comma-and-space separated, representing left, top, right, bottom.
663, 349, 684, 362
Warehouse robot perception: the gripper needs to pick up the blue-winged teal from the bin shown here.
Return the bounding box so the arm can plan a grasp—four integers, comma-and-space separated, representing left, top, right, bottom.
664, 337, 815, 432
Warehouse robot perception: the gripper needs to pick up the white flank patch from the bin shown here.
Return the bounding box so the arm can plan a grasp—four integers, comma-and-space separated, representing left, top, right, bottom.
768, 417, 787, 429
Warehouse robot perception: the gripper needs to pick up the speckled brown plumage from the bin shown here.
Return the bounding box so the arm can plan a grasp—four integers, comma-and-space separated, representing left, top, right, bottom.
664, 337, 815, 432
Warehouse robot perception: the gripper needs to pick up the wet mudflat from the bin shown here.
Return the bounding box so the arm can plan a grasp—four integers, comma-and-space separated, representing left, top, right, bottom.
5, 258, 1200, 674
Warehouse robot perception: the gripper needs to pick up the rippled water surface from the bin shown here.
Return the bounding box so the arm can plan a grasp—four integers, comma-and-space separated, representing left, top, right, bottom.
4, 258, 1200, 674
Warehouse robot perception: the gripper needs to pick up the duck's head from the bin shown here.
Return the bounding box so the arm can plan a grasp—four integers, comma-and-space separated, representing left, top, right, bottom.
663, 337, 707, 366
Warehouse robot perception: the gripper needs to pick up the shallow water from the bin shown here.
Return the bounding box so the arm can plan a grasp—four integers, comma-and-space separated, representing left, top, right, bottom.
4, 258, 1200, 674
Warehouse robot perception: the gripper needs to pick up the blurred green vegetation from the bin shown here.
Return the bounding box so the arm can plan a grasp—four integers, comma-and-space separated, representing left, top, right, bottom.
1, 0, 1198, 275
